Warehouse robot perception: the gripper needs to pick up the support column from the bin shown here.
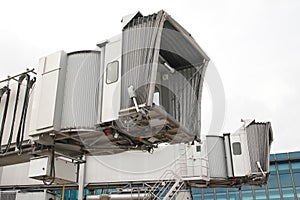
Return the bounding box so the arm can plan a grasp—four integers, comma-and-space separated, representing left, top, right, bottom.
78, 156, 86, 200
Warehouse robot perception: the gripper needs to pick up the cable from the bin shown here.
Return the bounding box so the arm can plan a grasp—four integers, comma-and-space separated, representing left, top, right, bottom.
0, 87, 6, 104
16, 75, 36, 151
1, 75, 26, 154
43, 147, 56, 185
0, 86, 11, 149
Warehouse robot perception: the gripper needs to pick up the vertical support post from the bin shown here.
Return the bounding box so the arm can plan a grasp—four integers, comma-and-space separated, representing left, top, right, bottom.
78, 156, 86, 200
61, 185, 65, 200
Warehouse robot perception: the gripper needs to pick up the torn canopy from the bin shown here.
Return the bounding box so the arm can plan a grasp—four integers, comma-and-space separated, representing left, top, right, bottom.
120, 10, 209, 143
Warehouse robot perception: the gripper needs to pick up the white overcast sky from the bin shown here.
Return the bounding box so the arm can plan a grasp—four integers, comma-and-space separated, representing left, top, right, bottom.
0, 0, 299, 153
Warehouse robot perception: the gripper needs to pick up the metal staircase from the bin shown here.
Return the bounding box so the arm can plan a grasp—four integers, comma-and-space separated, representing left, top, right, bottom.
144, 170, 185, 200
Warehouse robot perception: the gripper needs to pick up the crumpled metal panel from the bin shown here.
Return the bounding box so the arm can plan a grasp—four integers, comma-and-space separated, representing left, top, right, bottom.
246, 122, 273, 173
120, 10, 207, 139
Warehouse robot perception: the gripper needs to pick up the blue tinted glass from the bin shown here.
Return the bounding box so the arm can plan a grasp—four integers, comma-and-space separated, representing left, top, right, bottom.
215, 188, 227, 192
242, 186, 252, 191
192, 188, 201, 194
268, 175, 279, 188
242, 190, 253, 200
296, 187, 300, 199
289, 151, 300, 159
270, 154, 275, 161
216, 193, 227, 200
294, 173, 300, 186
268, 188, 280, 200
228, 187, 239, 192
204, 193, 214, 200
193, 194, 202, 200
277, 162, 290, 174
255, 189, 266, 200
291, 161, 300, 173
72, 190, 78, 199
276, 153, 288, 160
269, 164, 276, 173
279, 173, 293, 187
281, 187, 295, 199
253, 185, 266, 190
228, 191, 239, 200
204, 188, 214, 193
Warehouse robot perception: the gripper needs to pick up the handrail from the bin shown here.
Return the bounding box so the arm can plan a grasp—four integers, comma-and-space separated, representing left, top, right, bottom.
0, 68, 36, 84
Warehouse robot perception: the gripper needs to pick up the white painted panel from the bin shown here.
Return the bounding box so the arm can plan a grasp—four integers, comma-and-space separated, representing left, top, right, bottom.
16, 191, 60, 200
28, 157, 50, 178
85, 144, 193, 183
33, 51, 67, 133
0, 162, 40, 185
230, 133, 251, 177
101, 37, 122, 122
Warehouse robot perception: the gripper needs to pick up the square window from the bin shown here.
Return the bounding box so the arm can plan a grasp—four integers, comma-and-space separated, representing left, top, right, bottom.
203, 188, 214, 193
279, 173, 293, 187
106, 61, 119, 84
291, 161, 300, 173
232, 142, 242, 155
255, 189, 267, 200
294, 173, 300, 186
242, 186, 252, 191
268, 188, 280, 200
268, 175, 279, 188
193, 194, 202, 200
191, 188, 201, 194
204, 193, 214, 200
215, 188, 227, 193
216, 193, 227, 200
289, 151, 300, 159
242, 190, 253, 200
277, 162, 290, 174
228, 191, 239, 200
281, 187, 295, 199
228, 188, 239, 192
276, 153, 288, 160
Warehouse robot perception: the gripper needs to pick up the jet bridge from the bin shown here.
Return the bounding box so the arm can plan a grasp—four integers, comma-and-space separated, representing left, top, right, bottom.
0, 10, 273, 200
0, 10, 208, 160
0, 120, 273, 199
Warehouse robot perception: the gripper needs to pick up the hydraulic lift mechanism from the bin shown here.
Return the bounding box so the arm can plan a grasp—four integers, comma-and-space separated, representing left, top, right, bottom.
0, 10, 273, 200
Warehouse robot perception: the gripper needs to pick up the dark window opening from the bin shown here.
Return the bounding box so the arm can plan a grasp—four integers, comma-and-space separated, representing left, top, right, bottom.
232, 142, 242, 155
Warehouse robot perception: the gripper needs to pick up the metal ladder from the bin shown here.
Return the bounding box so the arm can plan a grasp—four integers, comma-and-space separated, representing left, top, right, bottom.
144, 170, 185, 200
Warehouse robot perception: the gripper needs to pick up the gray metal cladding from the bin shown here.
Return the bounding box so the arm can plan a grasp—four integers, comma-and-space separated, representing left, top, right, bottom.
246, 122, 273, 172
121, 11, 165, 109
120, 10, 207, 138
206, 136, 227, 178
61, 51, 101, 130
163, 66, 202, 135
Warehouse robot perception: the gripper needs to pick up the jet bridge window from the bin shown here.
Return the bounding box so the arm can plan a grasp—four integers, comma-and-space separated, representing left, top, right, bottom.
106, 61, 119, 84
232, 142, 242, 155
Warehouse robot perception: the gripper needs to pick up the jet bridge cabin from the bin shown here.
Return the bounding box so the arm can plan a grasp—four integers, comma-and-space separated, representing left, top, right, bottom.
24, 10, 209, 155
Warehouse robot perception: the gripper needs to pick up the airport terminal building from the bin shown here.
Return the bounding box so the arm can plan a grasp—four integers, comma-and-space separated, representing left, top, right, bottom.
191, 151, 300, 200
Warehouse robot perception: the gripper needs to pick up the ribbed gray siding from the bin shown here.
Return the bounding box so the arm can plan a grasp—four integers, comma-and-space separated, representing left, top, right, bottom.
121, 11, 165, 109
246, 122, 272, 172
61, 51, 101, 130
121, 10, 206, 138
206, 136, 227, 178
